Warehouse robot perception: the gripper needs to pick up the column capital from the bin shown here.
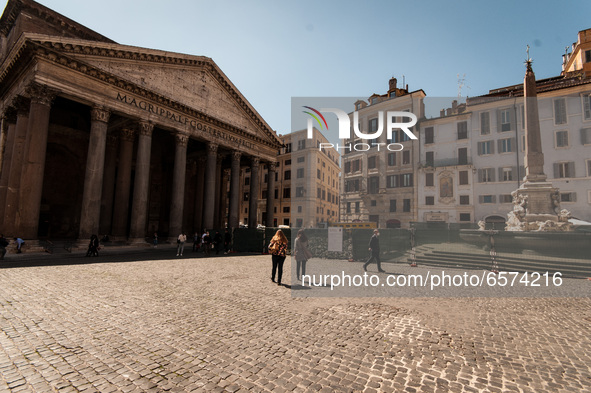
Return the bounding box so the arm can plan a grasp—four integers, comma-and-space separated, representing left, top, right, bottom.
90, 106, 111, 124
11, 96, 30, 117
207, 142, 219, 154
25, 83, 58, 106
251, 157, 260, 169
175, 132, 189, 147
268, 161, 278, 172
120, 127, 136, 142
138, 121, 154, 137
2, 106, 17, 124
231, 150, 242, 162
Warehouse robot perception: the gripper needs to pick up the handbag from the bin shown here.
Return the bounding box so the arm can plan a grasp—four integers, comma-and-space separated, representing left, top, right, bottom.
304, 248, 313, 259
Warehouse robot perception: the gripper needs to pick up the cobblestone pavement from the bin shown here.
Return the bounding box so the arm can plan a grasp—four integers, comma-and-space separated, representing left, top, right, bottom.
1, 249, 591, 392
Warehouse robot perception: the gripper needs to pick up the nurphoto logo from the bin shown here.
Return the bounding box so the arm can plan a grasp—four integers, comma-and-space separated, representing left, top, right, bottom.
303, 106, 418, 152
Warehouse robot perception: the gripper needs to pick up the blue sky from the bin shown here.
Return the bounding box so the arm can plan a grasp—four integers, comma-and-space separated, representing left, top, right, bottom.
3, 0, 590, 135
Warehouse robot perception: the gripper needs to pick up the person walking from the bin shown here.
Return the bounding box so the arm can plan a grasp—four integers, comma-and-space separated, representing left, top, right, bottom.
294, 229, 312, 281
86, 234, 99, 257
213, 231, 222, 255
153, 232, 158, 248
268, 230, 288, 286
177, 232, 186, 256
223, 228, 232, 254
14, 237, 24, 254
0, 234, 9, 260
363, 229, 384, 272
192, 232, 200, 252
202, 231, 211, 257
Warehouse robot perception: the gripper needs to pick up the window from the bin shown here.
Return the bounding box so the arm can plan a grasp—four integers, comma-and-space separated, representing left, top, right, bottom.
501, 167, 514, 182
284, 170, 291, 180
389, 129, 399, 144
457, 121, 468, 140
560, 192, 577, 202
403, 199, 411, 212
583, 94, 591, 120
297, 168, 304, 178
317, 169, 321, 179
587, 159, 591, 177
386, 175, 399, 188
345, 179, 360, 192
388, 152, 396, 166
283, 188, 291, 198
403, 150, 410, 165
297, 206, 302, 213
296, 187, 304, 197
498, 138, 515, 153
425, 173, 434, 187
244, 177, 250, 186
554, 98, 567, 125
389, 199, 396, 212
479, 168, 495, 183
243, 192, 249, 201
370, 200, 377, 207
500, 109, 511, 132
368, 156, 377, 169
344, 161, 351, 173
480, 112, 490, 135
368, 176, 379, 194
297, 156, 304, 163
346, 202, 351, 214
458, 148, 468, 165
322, 190, 326, 200
425, 196, 435, 205
369, 118, 379, 133
297, 140, 306, 150
477, 141, 493, 155
283, 206, 290, 213
459, 195, 470, 205
401, 130, 412, 142
401, 173, 413, 187
479, 195, 496, 203
459, 213, 471, 222
459, 171, 469, 185
554, 162, 575, 178
285, 159, 291, 166
581, 128, 591, 145
355, 201, 360, 213
555, 130, 569, 148
352, 159, 361, 172
285, 143, 292, 153
425, 152, 434, 166
424, 127, 434, 144
371, 97, 378, 105
274, 189, 278, 199
500, 194, 513, 203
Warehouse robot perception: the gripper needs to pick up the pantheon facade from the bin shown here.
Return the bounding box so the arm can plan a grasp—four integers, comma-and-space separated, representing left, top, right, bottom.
0, 0, 282, 242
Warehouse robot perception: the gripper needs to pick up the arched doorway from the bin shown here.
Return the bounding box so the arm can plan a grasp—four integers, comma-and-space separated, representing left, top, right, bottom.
485, 215, 506, 230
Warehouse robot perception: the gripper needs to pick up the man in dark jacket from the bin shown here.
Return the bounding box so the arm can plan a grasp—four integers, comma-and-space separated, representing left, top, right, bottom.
363, 229, 384, 272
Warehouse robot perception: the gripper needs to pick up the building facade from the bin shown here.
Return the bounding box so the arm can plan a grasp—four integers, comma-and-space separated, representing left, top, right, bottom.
0, 0, 282, 242
340, 78, 425, 229
239, 128, 340, 228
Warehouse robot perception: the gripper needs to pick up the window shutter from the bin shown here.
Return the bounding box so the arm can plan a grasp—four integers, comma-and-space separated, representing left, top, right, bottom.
572, 192, 577, 202
568, 162, 575, 178
508, 108, 515, 131
490, 169, 496, 182
498, 167, 504, 180
511, 137, 516, 152
519, 165, 525, 179
478, 169, 483, 183
496, 110, 502, 132
512, 166, 518, 180
477, 142, 482, 155
492, 195, 497, 203
497, 139, 502, 152
581, 128, 591, 145
553, 163, 560, 178
490, 141, 495, 154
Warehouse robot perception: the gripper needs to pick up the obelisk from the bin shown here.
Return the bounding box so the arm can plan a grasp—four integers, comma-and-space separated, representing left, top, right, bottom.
506, 47, 572, 231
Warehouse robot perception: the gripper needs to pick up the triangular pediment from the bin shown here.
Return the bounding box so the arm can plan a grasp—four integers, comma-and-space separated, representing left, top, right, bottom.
27, 35, 281, 147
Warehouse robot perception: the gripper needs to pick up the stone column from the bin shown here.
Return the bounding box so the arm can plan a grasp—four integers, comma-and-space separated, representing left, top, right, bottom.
228, 151, 241, 229
129, 121, 154, 243
193, 155, 206, 231
18, 85, 56, 239
78, 106, 111, 240
3, 99, 29, 236
111, 127, 136, 239
0, 109, 17, 225
213, 154, 223, 228
168, 132, 188, 240
266, 162, 277, 227
99, 133, 118, 235
202, 142, 218, 230
218, 169, 229, 228
248, 157, 260, 228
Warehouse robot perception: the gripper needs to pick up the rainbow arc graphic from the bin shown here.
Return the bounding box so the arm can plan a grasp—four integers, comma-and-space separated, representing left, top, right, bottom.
302, 106, 328, 131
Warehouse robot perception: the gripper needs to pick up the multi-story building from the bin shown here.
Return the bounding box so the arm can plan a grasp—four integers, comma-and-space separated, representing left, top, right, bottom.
340, 78, 425, 228
239, 127, 340, 228
418, 28, 591, 225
